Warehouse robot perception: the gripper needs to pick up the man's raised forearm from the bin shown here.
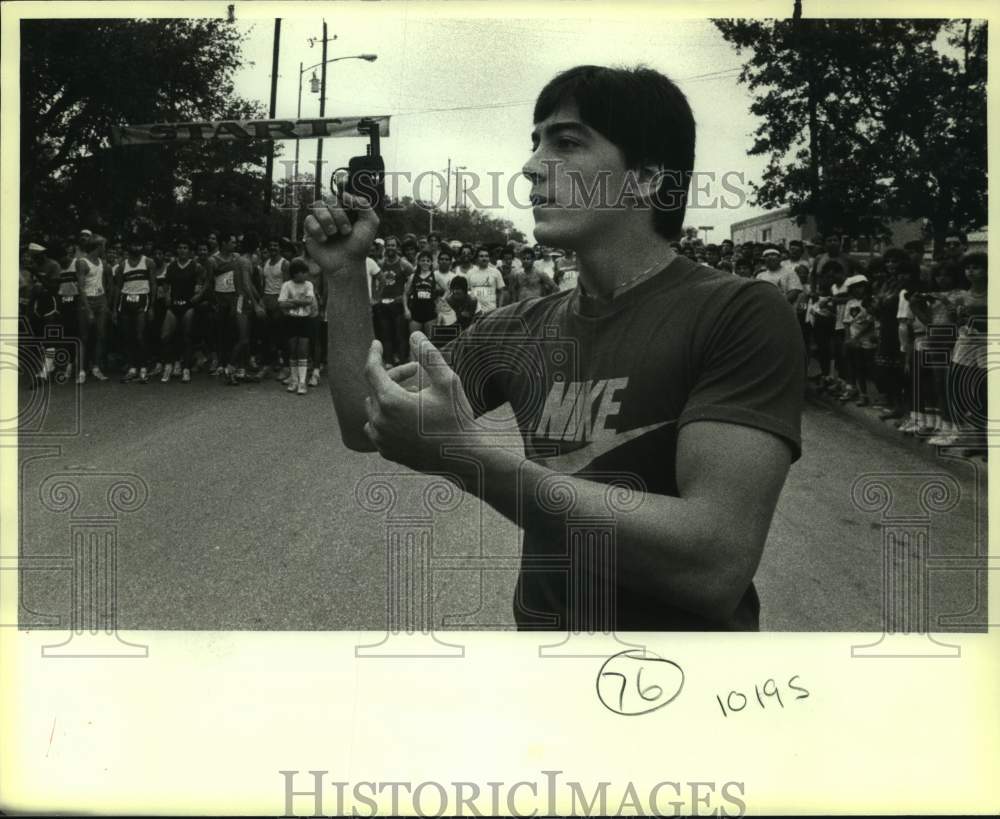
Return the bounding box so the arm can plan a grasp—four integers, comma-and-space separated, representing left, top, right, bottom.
325, 258, 377, 452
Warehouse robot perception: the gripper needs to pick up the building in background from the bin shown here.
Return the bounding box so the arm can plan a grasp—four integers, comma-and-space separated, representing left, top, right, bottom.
729, 207, 927, 252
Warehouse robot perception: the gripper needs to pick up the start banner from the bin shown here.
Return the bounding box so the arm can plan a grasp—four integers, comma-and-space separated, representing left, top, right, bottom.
112, 116, 390, 146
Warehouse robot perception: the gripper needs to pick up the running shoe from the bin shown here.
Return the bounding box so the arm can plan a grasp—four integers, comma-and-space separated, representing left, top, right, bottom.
181, 368, 191, 383
120, 368, 138, 384
138, 367, 149, 384
225, 371, 240, 386
297, 382, 307, 395
927, 433, 959, 446
286, 378, 299, 393
91, 367, 109, 382
149, 363, 163, 378
308, 369, 320, 387
161, 364, 173, 383
76, 370, 87, 385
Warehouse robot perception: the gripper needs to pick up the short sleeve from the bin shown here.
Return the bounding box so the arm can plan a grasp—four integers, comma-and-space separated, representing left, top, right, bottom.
278, 281, 290, 301
897, 291, 913, 320
678, 281, 805, 462
494, 270, 506, 290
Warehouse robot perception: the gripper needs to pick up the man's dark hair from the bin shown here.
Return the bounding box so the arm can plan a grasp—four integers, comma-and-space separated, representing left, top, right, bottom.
289, 258, 309, 277
449, 275, 469, 292
882, 247, 908, 266
533, 64, 696, 240
401, 238, 418, 253
963, 250, 988, 272
239, 232, 259, 254
427, 232, 440, 242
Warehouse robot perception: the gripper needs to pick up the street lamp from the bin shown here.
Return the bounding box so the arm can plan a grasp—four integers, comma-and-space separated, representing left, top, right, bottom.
291, 51, 379, 239
312, 50, 379, 201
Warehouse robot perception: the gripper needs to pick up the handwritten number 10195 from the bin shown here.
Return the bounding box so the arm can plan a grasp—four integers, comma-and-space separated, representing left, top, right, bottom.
715, 675, 809, 717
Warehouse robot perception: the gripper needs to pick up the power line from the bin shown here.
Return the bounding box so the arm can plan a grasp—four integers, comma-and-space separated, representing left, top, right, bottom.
385, 69, 743, 118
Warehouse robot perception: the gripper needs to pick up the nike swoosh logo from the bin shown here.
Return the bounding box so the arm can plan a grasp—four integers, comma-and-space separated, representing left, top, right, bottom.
533, 420, 675, 473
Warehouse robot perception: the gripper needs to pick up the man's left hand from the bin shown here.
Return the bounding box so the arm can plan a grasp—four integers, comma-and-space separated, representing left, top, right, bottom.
364, 332, 490, 474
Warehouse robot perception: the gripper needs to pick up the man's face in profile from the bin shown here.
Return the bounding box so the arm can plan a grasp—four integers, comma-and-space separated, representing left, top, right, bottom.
524, 102, 632, 250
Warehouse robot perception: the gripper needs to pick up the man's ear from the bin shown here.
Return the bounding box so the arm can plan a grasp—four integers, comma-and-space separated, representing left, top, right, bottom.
634, 163, 671, 206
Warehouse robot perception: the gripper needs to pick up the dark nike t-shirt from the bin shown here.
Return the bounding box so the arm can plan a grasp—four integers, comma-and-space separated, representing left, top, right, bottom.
446, 255, 804, 631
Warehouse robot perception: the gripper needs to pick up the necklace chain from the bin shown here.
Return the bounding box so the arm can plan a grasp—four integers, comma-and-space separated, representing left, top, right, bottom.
612, 252, 676, 295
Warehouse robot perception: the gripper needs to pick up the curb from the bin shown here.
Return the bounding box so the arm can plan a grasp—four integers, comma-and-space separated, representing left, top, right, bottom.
804, 385, 987, 480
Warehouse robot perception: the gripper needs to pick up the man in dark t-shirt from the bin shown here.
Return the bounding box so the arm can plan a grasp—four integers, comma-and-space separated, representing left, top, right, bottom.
447, 256, 802, 630
305, 65, 804, 631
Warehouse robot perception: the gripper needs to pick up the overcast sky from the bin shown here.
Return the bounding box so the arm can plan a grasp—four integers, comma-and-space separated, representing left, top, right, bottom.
230, 5, 771, 242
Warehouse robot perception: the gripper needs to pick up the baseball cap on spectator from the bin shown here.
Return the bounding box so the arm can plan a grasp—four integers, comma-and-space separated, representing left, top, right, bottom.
761, 248, 781, 258
28, 242, 46, 252
374, 238, 385, 246
843, 274, 868, 289
79, 229, 93, 238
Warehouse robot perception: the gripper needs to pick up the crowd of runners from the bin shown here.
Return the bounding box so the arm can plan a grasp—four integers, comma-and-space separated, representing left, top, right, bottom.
17, 228, 575, 394
18, 223, 988, 452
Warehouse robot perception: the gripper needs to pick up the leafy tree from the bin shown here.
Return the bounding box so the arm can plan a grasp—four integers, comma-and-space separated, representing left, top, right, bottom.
377, 198, 526, 246
21, 18, 271, 236
713, 18, 986, 242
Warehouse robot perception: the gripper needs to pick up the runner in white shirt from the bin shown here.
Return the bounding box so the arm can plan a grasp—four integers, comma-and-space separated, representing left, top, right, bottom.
278, 258, 319, 395
755, 248, 803, 303
432, 247, 457, 332
260, 238, 290, 375
75, 234, 112, 382
465, 247, 505, 314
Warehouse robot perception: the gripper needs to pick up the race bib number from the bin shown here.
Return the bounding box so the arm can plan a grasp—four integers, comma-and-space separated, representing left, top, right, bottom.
126, 294, 140, 304
174, 299, 188, 307
61, 295, 76, 303
417, 290, 431, 299
381, 298, 395, 305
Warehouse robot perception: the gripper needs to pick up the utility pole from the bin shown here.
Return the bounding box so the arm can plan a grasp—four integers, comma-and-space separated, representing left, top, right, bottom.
444, 158, 451, 214
264, 18, 281, 214
314, 20, 330, 202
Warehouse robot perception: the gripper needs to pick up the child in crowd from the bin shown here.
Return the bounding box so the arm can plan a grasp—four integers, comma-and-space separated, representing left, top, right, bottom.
841, 274, 877, 407
947, 252, 988, 453
278, 258, 319, 396
445, 275, 479, 331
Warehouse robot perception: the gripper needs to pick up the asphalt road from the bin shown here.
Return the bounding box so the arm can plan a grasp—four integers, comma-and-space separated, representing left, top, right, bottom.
17, 370, 988, 633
